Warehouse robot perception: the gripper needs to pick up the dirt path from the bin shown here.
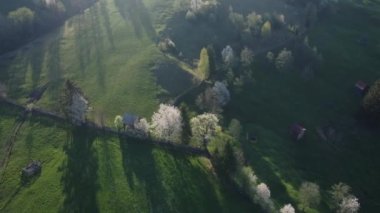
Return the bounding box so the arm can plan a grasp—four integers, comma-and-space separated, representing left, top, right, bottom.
0, 111, 28, 180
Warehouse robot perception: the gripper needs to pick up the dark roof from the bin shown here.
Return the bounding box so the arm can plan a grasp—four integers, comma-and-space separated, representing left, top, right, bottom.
122, 113, 139, 126
291, 123, 306, 140
355, 80, 368, 91
22, 161, 41, 177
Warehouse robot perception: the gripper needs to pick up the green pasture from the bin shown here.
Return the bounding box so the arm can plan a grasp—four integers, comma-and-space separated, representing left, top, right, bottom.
0, 0, 193, 125
0, 105, 256, 212
223, 1, 380, 212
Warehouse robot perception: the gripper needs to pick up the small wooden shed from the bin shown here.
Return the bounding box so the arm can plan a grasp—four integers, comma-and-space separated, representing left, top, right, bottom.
122, 113, 139, 129
21, 161, 42, 177
291, 123, 306, 141
355, 80, 369, 96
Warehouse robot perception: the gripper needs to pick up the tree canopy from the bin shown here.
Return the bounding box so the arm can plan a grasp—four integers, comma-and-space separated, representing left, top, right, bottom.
362, 79, 380, 121
198, 48, 210, 80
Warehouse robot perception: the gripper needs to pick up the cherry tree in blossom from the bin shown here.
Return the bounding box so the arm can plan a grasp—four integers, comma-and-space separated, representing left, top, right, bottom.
190, 113, 220, 147
151, 104, 183, 142
280, 204, 295, 213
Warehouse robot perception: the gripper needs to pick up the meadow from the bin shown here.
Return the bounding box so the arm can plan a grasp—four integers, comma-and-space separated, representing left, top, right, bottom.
0, 104, 257, 212
222, 1, 380, 212
0, 0, 380, 212
0, 0, 194, 125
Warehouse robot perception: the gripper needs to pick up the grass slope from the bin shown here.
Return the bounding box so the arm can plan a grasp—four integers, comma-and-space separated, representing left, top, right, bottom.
224, 2, 380, 212
0, 105, 256, 212
0, 0, 192, 125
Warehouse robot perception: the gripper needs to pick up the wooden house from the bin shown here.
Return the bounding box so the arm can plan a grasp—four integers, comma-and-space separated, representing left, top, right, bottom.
355, 80, 369, 96
291, 123, 306, 141
122, 113, 139, 129
21, 161, 41, 177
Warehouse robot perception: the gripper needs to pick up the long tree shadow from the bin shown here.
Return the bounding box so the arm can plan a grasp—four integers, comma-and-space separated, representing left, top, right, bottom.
119, 137, 171, 211
89, 4, 106, 89
72, 14, 92, 74
60, 126, 99, 213
113, 0, 156, 39
240, 137, 298, 207
99, 1, 115, 49
29, 43, 47, 89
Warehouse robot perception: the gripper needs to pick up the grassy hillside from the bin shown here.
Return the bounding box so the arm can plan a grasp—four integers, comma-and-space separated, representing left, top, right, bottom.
223, 1, 380, 212
0, 0, 193, 125
0, 105, 256, 212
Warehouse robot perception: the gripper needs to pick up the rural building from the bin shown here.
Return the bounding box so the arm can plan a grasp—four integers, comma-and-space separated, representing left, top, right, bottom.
355, 80, 369, 96
21, 161, 42, 177
122, 113, 139, 129
291, 123, 306, 140
246, 132, 257, 143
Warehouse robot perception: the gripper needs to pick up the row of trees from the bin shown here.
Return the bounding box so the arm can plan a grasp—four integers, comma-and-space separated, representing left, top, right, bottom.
298, 181, 360, 212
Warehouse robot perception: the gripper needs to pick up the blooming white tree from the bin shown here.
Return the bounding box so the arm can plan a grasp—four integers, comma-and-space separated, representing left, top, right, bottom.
255, 182, 275, 211
212, 81, 230, 107
114, 115, 123, 130
196, 81, 230, 113
275, 48, 294, 71
240, 47, 254, 66
221, 45, 235, 65
280, 204, 295, 213
151, 104, 183, 142
189, 0, 216, 15
63, 80, 89, 125
338, 196, 360, 213
69, 92, 89, 125
190, 113, 220, 147
256, 183, 271, 201
135, 118, 150, 137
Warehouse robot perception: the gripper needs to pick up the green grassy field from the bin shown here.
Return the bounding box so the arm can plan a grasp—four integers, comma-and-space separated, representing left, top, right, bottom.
223, 1, 380, 212
0, 0, 194, 125
1, 0, 380, 212
0, 105, 257, 212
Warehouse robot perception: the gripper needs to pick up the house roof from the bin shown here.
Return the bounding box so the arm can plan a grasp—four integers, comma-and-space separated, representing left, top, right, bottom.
22, 161, 41, 176
122, 113, 138, 125
355, 80, 368, 90
291, 123, 306, 140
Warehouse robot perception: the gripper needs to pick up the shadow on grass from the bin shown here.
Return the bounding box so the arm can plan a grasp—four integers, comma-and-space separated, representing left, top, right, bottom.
99, 1, 115, 49
118, 137, 249, 211
89, 4, 106, 89
60, 126, 99, 213
113, 0, 156, 39
29, 44, 47, 89
118, 137, 171, 210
